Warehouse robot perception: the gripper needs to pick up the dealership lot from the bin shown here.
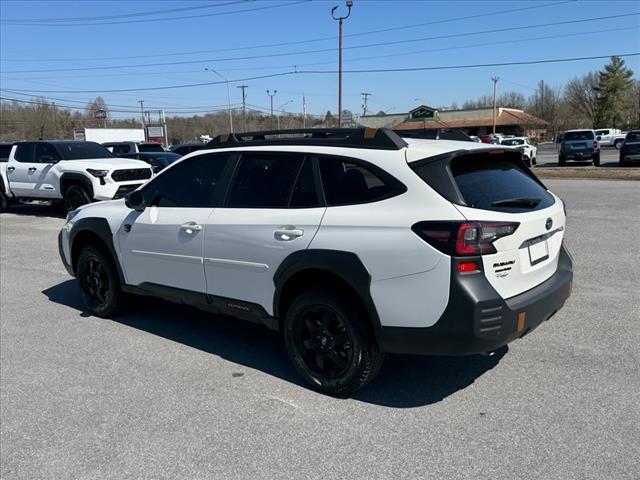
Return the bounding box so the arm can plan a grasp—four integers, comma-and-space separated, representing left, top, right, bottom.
535, 143, 621, 167
1, 179, 639, 479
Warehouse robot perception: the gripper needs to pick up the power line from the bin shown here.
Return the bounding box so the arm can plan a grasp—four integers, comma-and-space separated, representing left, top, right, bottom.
0, 1, 309, 27
0, 0, 574, 62
0, 1, 249, 23
3, 13, 634, 74
5, 52, 638, 94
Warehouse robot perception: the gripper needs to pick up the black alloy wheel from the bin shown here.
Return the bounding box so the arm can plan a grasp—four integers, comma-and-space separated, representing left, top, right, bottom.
76, 247, 125, 317
284, 290, 384, 396
64, 185, 91, 212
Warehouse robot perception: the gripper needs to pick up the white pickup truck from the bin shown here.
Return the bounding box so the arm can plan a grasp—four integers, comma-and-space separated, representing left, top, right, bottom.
595, 128, 627, 149
0, 140, 152, 211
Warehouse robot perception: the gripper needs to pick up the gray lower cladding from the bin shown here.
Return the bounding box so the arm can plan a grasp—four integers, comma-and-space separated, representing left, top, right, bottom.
378, 245, 573, 356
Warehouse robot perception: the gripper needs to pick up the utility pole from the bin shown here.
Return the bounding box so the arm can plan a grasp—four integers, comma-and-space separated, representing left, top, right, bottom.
491, 76, 499, 134
332, 1, 353, 128
237, 85, 248, 131
138, 100, 146, 140
52, 102, 58, 138
302, 94, 307, 128
361, 92, 371, 117
267, 89, 277, 128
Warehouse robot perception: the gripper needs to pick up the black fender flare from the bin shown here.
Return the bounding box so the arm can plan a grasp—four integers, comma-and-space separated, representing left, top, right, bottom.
60, 173, 94, 199
273, 249, 382, 338
69, 217, 124, 283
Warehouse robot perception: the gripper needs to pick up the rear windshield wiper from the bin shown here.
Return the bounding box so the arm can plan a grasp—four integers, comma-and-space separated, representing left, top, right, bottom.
491, 197, 541, 208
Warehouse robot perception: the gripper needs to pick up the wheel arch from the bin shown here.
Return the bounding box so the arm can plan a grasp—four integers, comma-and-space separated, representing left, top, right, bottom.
273, 250, 382, 340
69, 217, 124, 282
60, 173, 94, 199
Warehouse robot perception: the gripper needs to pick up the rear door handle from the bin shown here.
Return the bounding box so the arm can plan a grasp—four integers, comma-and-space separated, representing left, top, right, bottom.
180, 222, 202, 235
274, 226, 304, 241
28, 167, 37, 172
7, 166, 15, 173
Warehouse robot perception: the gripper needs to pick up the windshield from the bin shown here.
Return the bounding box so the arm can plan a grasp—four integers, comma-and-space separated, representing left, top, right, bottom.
0, 145, 12, 161
625, 131, 640, 142
55, 142, 114, 159
564, 131, 594, 141
501, 139, 525, 146
147, 152, 180, 167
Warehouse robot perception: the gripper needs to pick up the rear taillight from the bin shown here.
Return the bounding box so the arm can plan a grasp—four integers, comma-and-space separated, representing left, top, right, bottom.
592, 140, 598, 149
412, 221, 519, 256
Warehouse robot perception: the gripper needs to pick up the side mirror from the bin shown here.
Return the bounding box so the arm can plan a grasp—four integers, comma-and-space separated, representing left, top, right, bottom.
125, 190, 146, 211
596, 136, 602, 141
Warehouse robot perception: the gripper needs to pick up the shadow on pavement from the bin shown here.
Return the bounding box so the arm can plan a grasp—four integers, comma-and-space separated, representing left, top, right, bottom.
43, 279, 507, 408
2, 202, 65, 218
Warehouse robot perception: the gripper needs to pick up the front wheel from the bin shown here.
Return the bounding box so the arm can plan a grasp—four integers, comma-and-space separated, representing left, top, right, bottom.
0, 190, 10, 212
284, 290, 384, 396
76, 246, 126, 317
64, 185, 91, 212
559, 155, 566, 166
614, 140, 623, 150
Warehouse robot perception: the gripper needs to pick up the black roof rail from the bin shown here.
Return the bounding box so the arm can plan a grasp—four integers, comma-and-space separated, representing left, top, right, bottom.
205, 127, 408, 150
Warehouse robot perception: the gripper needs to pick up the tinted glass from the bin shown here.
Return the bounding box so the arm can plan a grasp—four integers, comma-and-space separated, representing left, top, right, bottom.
14, 143, 34, 162
290, 158, 320, 208
56, 142, 113, 159
144, 154, 229, 207
502, 139, 524, 146
34, 143, 60, 163
451, 159, 554, 212
564, 131, 594, 141
228, 153, 304, 208
147, 152, 181, 167
0, 145, 12, 161
625, 131, 640, 142
114, 144, 131, 155
319, 157, 392, 206
138, 143, 164, 152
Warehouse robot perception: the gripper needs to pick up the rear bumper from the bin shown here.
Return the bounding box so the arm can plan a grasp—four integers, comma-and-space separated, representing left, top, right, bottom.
564, 151, 597, 160
379, 245, 573, 356
621, 153, 640, 162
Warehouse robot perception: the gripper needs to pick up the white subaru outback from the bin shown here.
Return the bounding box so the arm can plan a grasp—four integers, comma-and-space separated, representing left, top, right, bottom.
58, 128, 573, 396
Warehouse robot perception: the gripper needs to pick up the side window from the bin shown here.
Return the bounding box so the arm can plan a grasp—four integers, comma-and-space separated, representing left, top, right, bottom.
228, 153, 304, 208
290, 158, 321, 208
34, 143, 60, 163
319, 156, 393, 206
116, 144, 131, 155
144, 154, 229, 207
14, 143, 34, 163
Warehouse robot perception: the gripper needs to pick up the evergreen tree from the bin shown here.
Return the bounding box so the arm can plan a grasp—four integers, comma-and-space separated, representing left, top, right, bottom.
595, 56, 634, 128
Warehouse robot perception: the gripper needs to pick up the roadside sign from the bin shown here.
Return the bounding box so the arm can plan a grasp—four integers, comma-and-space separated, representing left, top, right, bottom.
94, 109, 107, 119
146, 126, 164, 137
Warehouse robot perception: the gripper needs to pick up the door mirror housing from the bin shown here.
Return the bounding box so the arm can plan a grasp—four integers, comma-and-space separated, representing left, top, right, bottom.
125, 190, 146, 211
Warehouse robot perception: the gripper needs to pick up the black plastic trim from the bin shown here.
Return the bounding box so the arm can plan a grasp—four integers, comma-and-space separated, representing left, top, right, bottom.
58, 230, 75, 276
60, 173, 94, 199
68, 217, 124, 282
273, 249, 382, 338
121, 282, 278, 330
379, 245, 573, 355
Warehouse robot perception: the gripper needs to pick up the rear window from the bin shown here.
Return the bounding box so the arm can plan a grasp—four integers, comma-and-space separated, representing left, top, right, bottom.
625, 131, 640, 142
564, 131, 594, 141
501, 139, 524, 146
0, 145, 11, 161
138, 143, 164, 152
450, 158, 554, 212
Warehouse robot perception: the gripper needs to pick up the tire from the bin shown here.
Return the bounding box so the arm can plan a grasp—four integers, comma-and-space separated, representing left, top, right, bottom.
614, 139, 623, 150
532, 157, 537, 166
593, 154, 600, 167
0, 190, 10, 212
283, 289, 384, 396
64, 185, 91, 212
76, 246, 126, 317
559, 155, 566, 166
523, 156, 532, 167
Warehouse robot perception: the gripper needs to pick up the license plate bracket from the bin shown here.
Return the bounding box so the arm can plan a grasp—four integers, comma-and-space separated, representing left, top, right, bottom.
528, 239, 549, 266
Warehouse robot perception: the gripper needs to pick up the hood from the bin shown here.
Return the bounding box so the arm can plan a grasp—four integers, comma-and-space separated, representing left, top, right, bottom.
62, 157, 151, 170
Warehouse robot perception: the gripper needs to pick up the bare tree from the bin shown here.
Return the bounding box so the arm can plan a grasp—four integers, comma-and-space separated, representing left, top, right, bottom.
565, 72, 600, 128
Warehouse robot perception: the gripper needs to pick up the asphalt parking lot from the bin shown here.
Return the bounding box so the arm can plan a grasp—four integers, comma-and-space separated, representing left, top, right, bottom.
1, 179, 639, 480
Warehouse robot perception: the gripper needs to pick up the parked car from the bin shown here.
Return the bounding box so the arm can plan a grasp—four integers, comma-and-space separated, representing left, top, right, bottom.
59, 128, 573, 396
501, 137, 537, 167
169, 142, 205, 156
469, 136, 481, 143
479, 134, 500, 144
619, 130, 640, 166
0, 141, 152, 211
558, 129, 600, 166
595, 128, 627, 149
103, 141, 165, 155
120, 152, 181, 173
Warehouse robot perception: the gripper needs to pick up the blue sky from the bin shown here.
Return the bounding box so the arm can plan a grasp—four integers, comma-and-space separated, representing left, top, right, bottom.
1, 0, 639, 120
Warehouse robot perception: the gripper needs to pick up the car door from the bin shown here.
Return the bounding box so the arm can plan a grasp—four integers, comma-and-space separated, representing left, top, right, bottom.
203, 153, 325, 313
6, 143, 38, 197
31, 142, 62, 198
117, 153, 232, 293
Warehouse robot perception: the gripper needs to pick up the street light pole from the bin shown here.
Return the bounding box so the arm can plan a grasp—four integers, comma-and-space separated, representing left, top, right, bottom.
237, 85, 248, 131
491, 76, 499, 134
205, 67, 233, 133
332, 1, 352, 128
